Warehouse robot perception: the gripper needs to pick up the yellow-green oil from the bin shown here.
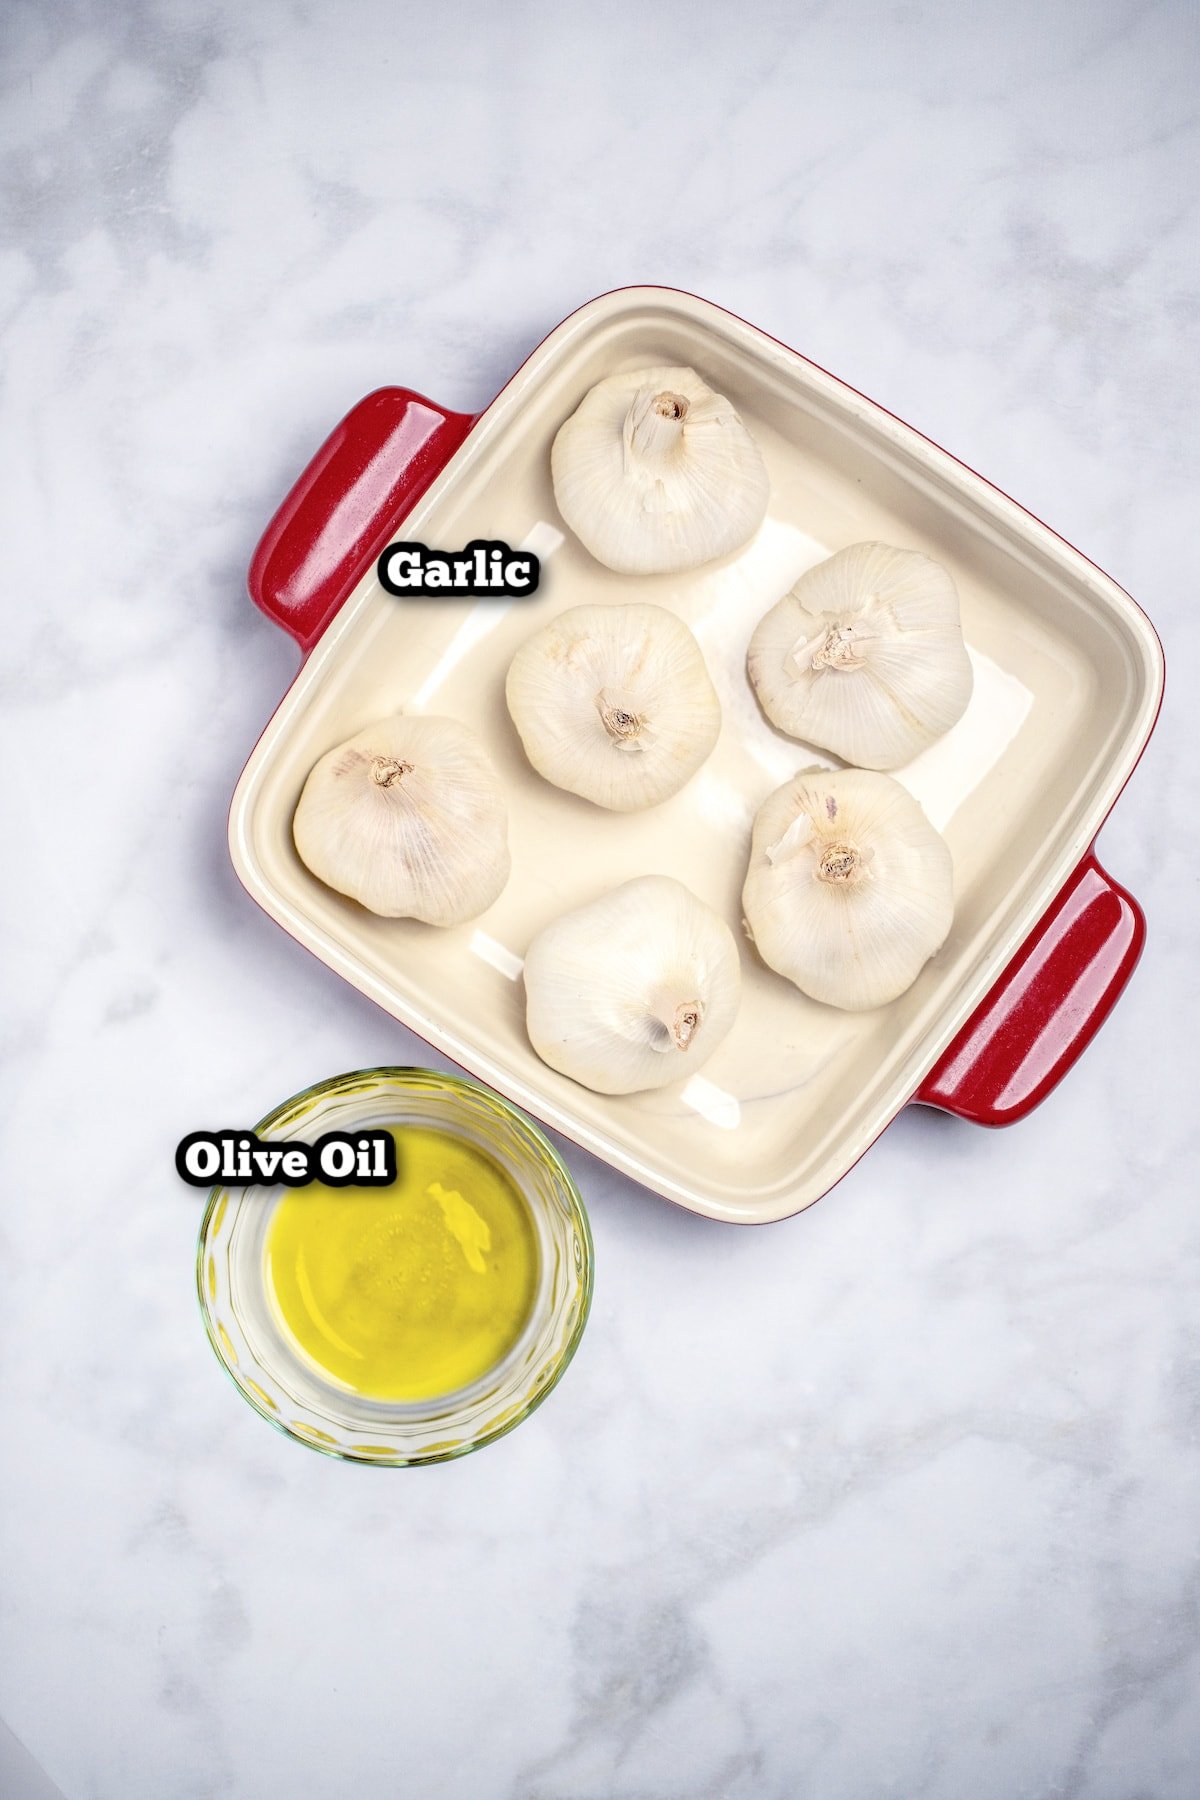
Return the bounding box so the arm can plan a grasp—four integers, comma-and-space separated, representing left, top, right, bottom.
263, 1126, 540, 1402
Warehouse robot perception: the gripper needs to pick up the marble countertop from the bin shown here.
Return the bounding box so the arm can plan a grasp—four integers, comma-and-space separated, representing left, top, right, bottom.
2, 3, 1197, 1796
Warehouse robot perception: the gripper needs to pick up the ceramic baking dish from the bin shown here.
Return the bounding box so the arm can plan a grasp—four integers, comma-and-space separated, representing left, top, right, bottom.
230, 288, 1163, 1225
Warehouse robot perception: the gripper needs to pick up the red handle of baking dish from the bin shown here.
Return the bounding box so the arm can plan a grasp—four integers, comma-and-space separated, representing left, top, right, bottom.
248, 388, 475, 655
915, 849, 1144, 1126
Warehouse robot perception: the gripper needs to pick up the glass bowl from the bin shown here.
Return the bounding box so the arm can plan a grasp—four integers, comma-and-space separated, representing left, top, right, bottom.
196, 1067, 593, 1464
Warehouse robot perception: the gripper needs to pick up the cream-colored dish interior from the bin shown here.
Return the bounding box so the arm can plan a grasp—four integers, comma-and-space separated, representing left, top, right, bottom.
230, 291, 1162, 1224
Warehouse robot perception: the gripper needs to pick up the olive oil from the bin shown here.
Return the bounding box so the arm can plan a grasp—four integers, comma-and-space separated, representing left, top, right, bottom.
264, 1126, 539, 1402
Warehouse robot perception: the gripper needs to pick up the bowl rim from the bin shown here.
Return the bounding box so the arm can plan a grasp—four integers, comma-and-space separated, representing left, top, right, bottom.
195, 1064, 595, 1465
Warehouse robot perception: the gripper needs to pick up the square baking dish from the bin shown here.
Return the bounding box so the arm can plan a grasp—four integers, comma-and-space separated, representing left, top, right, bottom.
230, 288, 1163, 1224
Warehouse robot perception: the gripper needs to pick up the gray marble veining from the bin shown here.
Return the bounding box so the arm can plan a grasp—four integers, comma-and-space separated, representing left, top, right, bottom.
1, 1, 1198, 1795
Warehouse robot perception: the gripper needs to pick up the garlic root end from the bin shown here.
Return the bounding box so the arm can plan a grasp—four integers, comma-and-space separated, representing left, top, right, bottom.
671, 1002, 702, 1051
370, 756, 413, 788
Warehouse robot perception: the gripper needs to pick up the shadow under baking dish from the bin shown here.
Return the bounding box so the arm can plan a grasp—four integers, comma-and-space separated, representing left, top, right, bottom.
196, 1068, 593, 1465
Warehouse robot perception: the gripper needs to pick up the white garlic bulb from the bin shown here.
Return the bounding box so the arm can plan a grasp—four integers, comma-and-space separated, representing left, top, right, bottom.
505, 603, 721, 811
742, 768, 953, 1011
293, 714, 510, 925
551, 365, 770, 574
747, 542, 973, 768
524, 876, 741, 1095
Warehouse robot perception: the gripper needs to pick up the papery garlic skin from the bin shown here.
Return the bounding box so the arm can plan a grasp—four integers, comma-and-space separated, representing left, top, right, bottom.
551, 365, 770, 574
742, 768, 953, 1011
524, 876, 741, 1094
293, 714, 510, 925
747, 542, 973, 768
506, 603, 721, 811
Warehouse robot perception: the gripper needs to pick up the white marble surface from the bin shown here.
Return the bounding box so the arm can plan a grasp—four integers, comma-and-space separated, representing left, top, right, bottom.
2, 2, 1197, 1795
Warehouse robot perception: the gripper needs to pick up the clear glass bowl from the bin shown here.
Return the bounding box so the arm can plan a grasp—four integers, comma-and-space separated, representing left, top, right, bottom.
196, 1067, 593, 1465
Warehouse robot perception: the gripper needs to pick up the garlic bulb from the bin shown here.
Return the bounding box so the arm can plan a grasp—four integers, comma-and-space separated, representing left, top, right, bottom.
747, 542, 973, 768
524, 876, 741, 1095
551, 365, 770, 574
742, 768, 953, 1011
293, 714, 509, 925
506, 603, 721, 811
